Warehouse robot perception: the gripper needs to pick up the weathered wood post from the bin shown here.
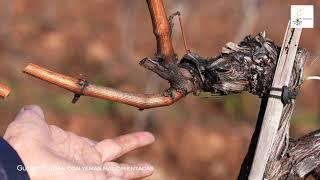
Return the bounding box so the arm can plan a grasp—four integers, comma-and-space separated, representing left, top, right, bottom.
248, 22, 302, 179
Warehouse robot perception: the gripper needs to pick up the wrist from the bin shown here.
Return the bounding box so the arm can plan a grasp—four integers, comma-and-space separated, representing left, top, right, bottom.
0, 137, 30, 180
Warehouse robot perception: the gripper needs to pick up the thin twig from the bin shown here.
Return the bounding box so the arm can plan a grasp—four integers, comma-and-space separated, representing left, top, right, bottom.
0, 83, 10, 98
178, 13, 189, 53
146, 0, 177, 64
23, 0, 186, 109
23, 63, 184, 110
168, 11, 189, 53
306, 76, 320, 81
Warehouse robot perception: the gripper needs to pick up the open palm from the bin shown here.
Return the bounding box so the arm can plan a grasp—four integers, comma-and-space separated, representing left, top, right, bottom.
4, 105, 155, 180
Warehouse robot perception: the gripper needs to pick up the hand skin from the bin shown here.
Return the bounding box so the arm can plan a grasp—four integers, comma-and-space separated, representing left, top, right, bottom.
3, 105, 155, 180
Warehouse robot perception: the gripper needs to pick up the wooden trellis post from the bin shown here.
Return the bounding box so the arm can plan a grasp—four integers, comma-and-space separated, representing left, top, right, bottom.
248, 21, 302, 179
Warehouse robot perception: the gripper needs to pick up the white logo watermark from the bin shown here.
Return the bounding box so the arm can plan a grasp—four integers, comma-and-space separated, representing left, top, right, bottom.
291, 5, 314, 28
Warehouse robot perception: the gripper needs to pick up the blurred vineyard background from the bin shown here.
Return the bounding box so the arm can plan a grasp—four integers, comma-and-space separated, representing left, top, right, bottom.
0, 0, 319, 179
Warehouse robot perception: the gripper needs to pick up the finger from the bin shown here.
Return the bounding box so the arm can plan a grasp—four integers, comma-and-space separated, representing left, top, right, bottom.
95, 132, 155, 162
104, 162, 154, 179
4, 105, 50, 140
15, 105, 45, 122
20, 105, 45, 120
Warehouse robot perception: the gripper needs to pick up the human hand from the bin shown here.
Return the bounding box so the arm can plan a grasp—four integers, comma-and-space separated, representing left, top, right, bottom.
4, 105, 155, 180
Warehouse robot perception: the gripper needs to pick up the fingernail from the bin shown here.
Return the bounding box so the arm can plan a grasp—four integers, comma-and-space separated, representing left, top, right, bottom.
141, 132, 155, 143
20, 105, 45, 120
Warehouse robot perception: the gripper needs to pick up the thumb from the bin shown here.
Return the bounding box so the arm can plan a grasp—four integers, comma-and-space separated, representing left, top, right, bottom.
4, 105, 50, 141
15, 105, 44, 121
16, 105, 45, 122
